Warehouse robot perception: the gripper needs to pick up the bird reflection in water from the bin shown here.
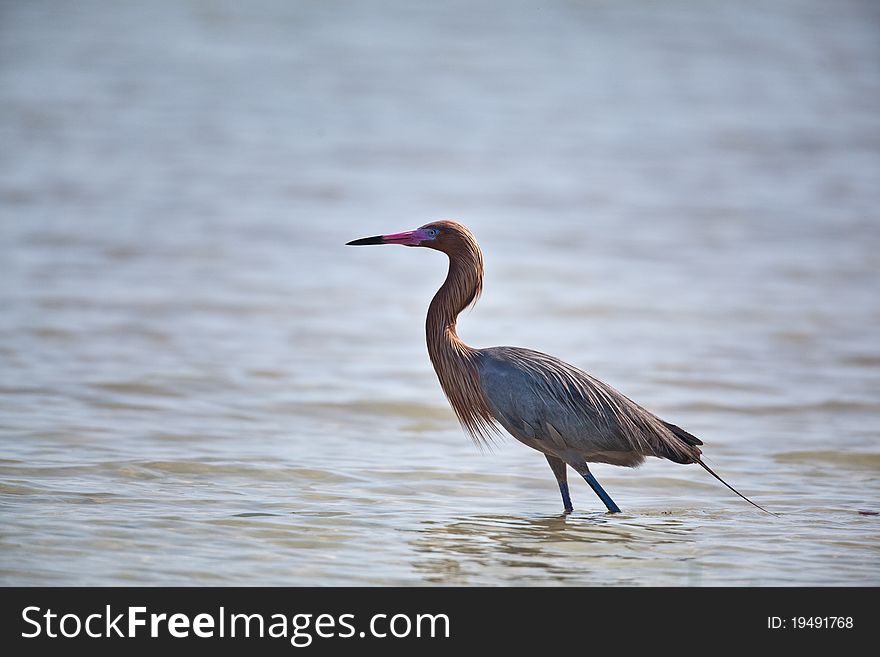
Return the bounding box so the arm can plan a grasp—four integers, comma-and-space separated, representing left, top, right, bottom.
410, 512, 696, 584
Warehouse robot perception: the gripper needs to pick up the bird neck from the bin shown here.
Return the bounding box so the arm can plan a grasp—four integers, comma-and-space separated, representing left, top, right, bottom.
426, 252, 481, 354
425, 245, 497, 444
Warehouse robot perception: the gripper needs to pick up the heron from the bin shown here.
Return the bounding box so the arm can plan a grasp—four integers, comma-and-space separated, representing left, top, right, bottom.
347, 220, 773, 515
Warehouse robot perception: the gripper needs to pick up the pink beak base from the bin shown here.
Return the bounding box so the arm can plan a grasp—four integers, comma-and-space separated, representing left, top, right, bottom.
346, 228, 430, 247
380, 229, 427, 246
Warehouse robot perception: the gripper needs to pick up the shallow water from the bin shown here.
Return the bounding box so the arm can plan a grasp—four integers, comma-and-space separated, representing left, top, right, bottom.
1, 0, 879, 586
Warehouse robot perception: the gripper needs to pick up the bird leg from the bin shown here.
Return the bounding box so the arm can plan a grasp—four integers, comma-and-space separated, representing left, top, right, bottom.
544, 455, 573, 513
576, 465, 621, 514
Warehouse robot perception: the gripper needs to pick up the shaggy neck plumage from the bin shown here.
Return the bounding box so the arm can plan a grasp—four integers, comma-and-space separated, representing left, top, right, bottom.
426, 235, 497, 444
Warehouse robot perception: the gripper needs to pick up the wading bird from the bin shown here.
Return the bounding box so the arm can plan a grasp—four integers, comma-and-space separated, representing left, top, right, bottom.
347, 221, 772, 515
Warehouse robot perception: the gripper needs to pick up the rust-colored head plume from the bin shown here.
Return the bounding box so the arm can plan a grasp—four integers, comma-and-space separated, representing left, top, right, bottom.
418, 220, 484, 311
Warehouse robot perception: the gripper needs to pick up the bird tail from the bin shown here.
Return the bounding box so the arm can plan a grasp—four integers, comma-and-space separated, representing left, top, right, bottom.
656, 421, 703, 464
696, 458, 778, 516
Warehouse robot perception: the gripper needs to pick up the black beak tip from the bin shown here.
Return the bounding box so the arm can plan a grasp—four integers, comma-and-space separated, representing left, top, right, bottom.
346, 235, 385, 246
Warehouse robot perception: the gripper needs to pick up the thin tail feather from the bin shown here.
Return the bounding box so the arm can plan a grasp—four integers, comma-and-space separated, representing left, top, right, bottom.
696, 458, 778, 517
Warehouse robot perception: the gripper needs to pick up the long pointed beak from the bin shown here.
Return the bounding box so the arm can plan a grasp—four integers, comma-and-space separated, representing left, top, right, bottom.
345, 235, 385, 246
346, 229, 427, 247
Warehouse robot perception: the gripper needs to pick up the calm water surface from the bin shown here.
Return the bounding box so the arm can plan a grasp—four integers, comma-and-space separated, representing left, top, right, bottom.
1, 0, 878, 585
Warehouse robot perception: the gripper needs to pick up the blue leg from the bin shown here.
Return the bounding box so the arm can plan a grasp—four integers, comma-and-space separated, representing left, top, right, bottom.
559, 481, 573, 514
582, 472, 621, 513
545, 455, 573, 513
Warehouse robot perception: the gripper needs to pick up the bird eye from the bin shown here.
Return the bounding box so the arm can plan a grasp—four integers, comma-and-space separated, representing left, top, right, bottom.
429, 228, 439, 237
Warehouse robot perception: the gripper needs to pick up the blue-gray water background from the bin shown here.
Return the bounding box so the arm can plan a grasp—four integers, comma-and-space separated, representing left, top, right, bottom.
1, 0, 878, 585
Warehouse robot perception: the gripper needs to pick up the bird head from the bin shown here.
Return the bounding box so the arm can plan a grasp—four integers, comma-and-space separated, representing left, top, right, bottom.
346, 220, 475, 254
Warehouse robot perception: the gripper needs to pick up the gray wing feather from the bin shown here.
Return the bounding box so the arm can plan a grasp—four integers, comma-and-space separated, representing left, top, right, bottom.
476, 346, 701, 466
